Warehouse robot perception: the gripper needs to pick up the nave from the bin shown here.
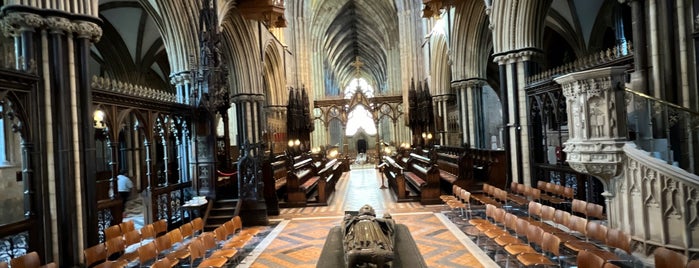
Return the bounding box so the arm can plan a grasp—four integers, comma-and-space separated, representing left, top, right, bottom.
242, 165, 494, 267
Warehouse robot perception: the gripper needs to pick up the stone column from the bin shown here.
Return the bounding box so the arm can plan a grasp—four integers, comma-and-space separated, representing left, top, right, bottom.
464, 80, 486, 148
453, 82, 468, 146
493, 51, 539, 184
170, 72, 193, 104
555, 66, 628, 228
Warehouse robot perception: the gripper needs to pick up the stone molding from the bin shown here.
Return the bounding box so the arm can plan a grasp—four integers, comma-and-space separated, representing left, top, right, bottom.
493, 49, 543, 65
91, 76, 177, 103
555, 66, 627, 181
1, 12, 102, 41
231, 94, 265, 103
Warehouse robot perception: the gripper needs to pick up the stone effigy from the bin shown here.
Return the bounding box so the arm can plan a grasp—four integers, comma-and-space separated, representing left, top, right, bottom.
342, 204, 395, 267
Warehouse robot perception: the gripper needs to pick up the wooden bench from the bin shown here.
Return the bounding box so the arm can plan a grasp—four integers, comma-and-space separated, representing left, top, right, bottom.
262, 154, 288, 215
285, 154, 320, 207
403, 153, 441, 205
433, 146, 472, 192
316, 158, 345, 205
381, 155, 411, 202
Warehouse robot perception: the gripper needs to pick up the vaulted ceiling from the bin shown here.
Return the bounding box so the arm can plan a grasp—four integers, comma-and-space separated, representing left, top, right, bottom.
317, 0, 399, 92
92, 0, 170, 90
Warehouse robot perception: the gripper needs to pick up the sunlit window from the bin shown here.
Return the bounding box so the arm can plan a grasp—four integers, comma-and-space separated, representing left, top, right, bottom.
344, 78, 376, 136
344, 78, 374, 99
345, 105, 377, 136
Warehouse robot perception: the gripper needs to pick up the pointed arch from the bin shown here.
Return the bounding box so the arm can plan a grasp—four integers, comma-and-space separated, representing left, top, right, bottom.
263, 42, 286, 106
430, 31, 450, 95
451, 0, 491, 80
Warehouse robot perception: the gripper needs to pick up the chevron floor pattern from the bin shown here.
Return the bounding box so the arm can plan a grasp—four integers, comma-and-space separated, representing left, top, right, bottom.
245, 165, 490, 267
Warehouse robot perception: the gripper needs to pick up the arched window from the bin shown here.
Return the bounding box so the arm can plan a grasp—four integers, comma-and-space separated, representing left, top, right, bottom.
344, 78, 376, 136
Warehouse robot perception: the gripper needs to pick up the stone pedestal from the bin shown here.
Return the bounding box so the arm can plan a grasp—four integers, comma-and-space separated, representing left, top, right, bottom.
554, 67, 628, 185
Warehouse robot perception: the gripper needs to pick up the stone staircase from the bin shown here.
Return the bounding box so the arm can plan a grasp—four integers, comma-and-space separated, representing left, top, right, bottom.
204, 198, 239, 232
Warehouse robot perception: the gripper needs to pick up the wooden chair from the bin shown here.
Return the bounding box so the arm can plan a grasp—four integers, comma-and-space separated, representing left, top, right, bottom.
553, 210, 571, 229
105, 225, 122, 241
180, 222, 194, 240
124, 230, 141, 247
502, 219, 539, 257
188, 239, 228, 268
10, 252, 40, 268
577, 249, 607, 268
514, 227, 555, 266
565, 221, 608, 252
140, 224, 156, 241
654, 247, 688, 268
192, 218, 204, 236
156, 231, 189, 262
572, 199, 587, 217
586, 203, 605, 220
494, 214, 526, 246
153, 219, 168, 237
527, 201, 542, 222
687, 259, 699, 268
232, 216, 262, 237
200, 232, 238, 259
137, 242, 158, 268
84, 242, 128, 268
105, 236, 126, 261
84, 243, 108, 268
149, 258, 174, 268
119, 221, 135, 233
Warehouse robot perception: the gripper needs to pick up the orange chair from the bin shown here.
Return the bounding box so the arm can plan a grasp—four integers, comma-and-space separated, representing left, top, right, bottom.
188, 239, 228, 268
654, 247, 687, 268
10, 252, 40, 268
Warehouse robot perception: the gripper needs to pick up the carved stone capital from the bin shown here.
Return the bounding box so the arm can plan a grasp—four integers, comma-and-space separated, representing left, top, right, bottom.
1, 12, 43, 36
75, 21, 102, 42
46, 16, 72, 34
1, 12, 102, 41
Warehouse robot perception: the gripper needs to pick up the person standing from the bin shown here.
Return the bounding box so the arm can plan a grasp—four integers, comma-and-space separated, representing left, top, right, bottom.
117, 170, 134, 208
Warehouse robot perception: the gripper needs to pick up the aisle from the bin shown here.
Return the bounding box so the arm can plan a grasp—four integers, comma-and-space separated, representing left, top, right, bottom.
242, 165, 496, 268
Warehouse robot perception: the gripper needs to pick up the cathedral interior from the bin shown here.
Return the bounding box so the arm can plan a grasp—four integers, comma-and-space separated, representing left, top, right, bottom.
0, 0, 698, 267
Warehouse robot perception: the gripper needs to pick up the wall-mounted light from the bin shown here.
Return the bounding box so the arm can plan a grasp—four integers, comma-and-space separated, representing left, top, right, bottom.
93, 109, 106, 129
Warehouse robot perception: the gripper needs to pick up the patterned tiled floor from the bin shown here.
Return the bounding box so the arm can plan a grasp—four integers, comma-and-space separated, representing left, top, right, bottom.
245, 165, 494, 267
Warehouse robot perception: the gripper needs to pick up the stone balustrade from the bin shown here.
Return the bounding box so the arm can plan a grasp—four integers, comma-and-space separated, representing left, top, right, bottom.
91, 76, 177, 103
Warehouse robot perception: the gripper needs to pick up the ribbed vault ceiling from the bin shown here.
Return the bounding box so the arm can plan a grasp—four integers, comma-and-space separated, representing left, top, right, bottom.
319, 0, 397, 90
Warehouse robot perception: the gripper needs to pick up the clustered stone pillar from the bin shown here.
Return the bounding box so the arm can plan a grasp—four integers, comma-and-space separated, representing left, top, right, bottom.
171, 72, 193, 104
493, 51, 539, 185
433, 95, 450, 145
555, 66, 628, 228
233, 94, 267, 146
2, 7, 102, 266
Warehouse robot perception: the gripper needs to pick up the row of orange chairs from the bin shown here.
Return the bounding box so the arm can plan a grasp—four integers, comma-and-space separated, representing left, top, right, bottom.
135, 216, 261, 268
0, 252, 56, 268
86, 218, 203, 267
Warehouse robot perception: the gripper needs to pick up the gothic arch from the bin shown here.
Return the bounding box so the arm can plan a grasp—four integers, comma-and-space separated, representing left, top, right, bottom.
139, 1, 201, 75
451, 0, 491, 81
430, 32, 451, 95
263, 42, 286, 106
221, 12, 263, 95
489, 0, 553, 54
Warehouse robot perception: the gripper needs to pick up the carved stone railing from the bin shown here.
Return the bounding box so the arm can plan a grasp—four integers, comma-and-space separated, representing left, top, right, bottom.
615, 143, 699, 257
556, 66, 699, 258
91, 76, 177, 103
528, 42, 633, 85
